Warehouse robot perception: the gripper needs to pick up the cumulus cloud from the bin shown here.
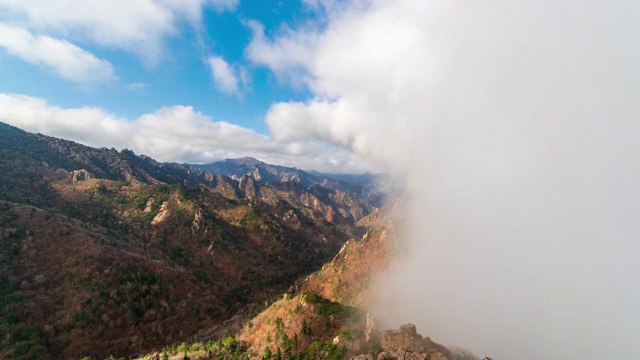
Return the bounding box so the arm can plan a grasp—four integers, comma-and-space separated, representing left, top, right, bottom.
249, 1, 640, 359
0, 92, 373, 173
207, 55, 243, 95
245, 19, 317, 85
0, 0, 236, 66
0, 24, 115, 84
0, 93, 130, 147
131, 105, 271, 160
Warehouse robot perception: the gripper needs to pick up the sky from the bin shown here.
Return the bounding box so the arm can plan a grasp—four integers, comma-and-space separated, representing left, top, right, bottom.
1, 1, 639, 359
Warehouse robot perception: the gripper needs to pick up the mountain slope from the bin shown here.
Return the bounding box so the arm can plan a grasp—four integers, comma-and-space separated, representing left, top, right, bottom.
144, 212, 481, 360
230, 210, 483, 360
0, 122, 378, 359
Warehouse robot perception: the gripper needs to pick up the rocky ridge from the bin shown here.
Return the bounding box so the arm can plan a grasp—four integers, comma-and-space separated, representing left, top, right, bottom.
191, 157, 386, 207
0, 121, 378, 359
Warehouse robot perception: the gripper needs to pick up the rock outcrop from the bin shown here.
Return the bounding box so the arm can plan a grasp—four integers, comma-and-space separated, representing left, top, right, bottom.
379, 324, 454, 360
352, 354, 374, 360
71, 169, 92, 182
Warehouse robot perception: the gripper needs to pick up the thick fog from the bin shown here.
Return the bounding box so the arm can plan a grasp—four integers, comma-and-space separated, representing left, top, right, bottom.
255, 1, 640, 358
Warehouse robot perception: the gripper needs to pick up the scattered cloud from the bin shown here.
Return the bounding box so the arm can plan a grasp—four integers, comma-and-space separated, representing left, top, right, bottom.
244, 19, 316, 86
248, 1, 640, 359
0, 0, 237, 69
206, 0, 239, 13
127, 82, 147, 92
207, 55, 243, 95
0, 92, 374, 174
0, 24, 115, 85
157, 0, 239, 26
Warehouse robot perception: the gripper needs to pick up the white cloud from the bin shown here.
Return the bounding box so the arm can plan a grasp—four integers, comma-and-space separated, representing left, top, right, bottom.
131, 105, 272, 161
0, 24, 115, 84
0, 93, 130, 148
248, 1, 640, 359
0, 0, 171, 65
207, 55, 242, 95
0, 92, 374, 173
245, 19, 316, 85
0, 0, 237, 66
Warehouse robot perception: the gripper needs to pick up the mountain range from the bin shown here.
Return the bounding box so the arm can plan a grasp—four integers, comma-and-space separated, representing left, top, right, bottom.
0, 121, 485, 360
191, 157, 386, 207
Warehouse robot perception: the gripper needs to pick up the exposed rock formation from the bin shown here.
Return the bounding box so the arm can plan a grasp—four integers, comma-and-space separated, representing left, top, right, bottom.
365, 312, 375, 342
379, 324, 454, 360
352, 354, 374, 360
71, 169, 92, 182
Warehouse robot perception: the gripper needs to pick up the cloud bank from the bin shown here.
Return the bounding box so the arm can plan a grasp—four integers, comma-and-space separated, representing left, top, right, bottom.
249, 0, 640, 359
0, 93, 372, 174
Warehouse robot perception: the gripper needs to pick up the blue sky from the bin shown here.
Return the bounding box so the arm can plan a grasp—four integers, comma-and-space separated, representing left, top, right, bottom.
0, 0, 312, 133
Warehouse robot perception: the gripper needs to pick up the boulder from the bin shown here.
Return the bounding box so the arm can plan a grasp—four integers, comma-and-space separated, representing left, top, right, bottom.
333, 335, 342, 345
71, 169, 92, 182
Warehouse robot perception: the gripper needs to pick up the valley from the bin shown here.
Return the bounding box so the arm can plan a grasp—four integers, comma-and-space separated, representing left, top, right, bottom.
0, 122, 480, 360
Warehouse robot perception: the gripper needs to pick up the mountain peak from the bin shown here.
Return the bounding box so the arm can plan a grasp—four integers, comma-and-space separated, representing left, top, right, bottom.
231, 156, 263, 166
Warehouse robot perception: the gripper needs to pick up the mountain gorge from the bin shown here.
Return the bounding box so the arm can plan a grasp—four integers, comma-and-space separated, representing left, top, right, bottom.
0, 122, 484, 360
0, 122, 379, 359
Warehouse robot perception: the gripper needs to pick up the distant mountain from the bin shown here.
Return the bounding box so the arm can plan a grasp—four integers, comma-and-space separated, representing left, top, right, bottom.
308, 169, 380, 186
191, 157, 386, 206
